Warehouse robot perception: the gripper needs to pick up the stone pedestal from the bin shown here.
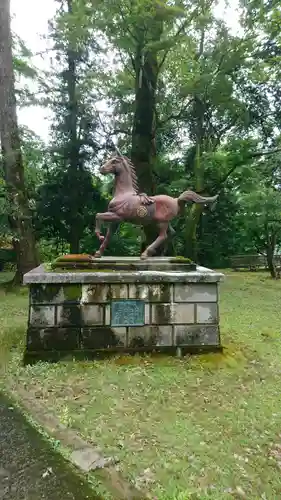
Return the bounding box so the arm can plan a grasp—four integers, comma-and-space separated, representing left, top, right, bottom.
23, 258, 224, 361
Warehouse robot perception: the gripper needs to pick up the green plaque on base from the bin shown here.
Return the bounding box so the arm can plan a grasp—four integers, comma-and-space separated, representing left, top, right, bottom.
111, 300, 145, 327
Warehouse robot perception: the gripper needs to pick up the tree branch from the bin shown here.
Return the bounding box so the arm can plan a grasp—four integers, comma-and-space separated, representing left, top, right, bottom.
194, 27, 205, 62
158, 12, 197, 71
254, 244, 266, 256
212, 53, 225, 77
110, 128, 131, 136
118, 6, 140, 44
217, 147, 281, 189
130, 53, 136, 71
251, 147, 281, 157
158, 98, 193, 126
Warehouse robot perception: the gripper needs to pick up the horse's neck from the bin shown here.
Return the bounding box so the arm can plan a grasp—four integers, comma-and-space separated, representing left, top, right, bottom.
113, 171, 136, 196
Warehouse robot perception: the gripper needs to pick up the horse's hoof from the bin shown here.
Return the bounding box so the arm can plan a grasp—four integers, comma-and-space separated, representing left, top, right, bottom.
95, 233, 104, 242
140, 252, 148, 260
94, 252, 101, 258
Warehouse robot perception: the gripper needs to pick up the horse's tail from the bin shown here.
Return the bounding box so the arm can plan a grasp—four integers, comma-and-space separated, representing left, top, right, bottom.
178, 190, 218, 209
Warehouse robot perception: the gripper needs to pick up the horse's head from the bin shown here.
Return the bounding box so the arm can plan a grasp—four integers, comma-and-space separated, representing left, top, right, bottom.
100, 155, 139, 194
100, 156, 122, 176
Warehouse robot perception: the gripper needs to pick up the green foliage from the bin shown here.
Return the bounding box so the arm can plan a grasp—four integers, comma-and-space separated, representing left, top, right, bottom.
88, 0, 281, 261
0, 248, 16, 272
198, 190, 243, 268
35, 0, 106, 253
7, 0, 281, 265
37, 239, 68, 262
0, 126, 46, 245
12, 34, 41, 107
80, 222, 141, 256
20, 127, 46, 197
36, 169, 106, 249
238, 188, 281, 255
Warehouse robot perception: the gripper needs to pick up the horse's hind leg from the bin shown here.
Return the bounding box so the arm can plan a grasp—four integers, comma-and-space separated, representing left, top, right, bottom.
141, 222, 168, 259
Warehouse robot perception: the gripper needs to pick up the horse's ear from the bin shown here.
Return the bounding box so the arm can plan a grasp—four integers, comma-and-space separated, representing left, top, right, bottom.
110, 142, 121, 156
105, 138, 121, 156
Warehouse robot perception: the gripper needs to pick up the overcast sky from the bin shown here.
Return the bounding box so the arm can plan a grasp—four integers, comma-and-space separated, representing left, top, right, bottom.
11, 0, 241, 143
11, 0, 56, 140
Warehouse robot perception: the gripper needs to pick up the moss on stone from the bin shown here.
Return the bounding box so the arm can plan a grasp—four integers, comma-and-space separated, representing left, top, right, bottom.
44, 262, 54, 272
148, 284, 170, 302
63, 284, 82, 301
58, 305, 81, 326
172, 256, 193, 263
83, 284, 108, 303
154, 304, 171, 324
81, 327, 124, 349
46, 267, 122, 273
31, 284, 62, 303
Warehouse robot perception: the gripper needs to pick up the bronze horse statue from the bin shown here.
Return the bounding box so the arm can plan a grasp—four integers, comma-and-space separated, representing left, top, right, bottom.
94, 155, 218, 259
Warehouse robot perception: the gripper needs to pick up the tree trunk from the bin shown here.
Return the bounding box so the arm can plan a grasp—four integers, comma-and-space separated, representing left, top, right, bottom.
266, 228, 277, 279
131, 46, 158, 195
131, 15, 163, 254
185, 204, 204, 261
66, 0, 80, 254
69, 226, 80, 254
185, 140, 204, 260
0, 0, 38, 284
266, 246, 277, 279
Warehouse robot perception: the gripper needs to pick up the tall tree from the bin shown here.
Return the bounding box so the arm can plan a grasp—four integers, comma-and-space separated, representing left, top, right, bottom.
96, 0, 200, 251
99, 0, 281, 260
239, 188, 281, 278
0, 0, 38, 283
38, 0, 102, 253
98, 0, 186, 191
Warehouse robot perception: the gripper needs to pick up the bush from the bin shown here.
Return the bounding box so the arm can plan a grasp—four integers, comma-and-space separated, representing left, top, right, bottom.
0, 248, 16, 271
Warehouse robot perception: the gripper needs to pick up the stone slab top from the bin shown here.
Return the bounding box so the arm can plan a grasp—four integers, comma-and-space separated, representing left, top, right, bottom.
23, 263, 225, 285
60, 256, 188, 263
89, 257, 190, 264
52, 255, 196, 272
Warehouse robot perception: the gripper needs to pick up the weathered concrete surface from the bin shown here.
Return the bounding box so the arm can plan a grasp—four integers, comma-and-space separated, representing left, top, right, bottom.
24, 264, 224, 284
53, 255, 197, 272
0, 392, 99, 499
24, 260, 224, 357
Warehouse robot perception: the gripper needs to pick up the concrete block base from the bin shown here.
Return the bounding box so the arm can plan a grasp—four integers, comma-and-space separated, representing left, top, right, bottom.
23, 258, 224, 361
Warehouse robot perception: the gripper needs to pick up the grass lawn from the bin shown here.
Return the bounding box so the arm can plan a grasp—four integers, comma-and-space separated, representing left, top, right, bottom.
1, 271, 281, 499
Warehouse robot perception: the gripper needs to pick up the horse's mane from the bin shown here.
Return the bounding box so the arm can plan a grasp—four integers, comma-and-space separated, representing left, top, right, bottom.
120, 156, 139, 193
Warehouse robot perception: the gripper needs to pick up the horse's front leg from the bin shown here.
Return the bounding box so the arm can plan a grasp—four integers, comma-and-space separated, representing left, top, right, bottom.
94, 227, 111, 258
141, 222, 169, 259
94, 213, 105, 242
94, 212, 121, 258
95, 211, 120, 241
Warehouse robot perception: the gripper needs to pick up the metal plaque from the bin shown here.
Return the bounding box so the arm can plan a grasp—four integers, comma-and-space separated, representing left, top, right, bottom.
111, 300, 145, 327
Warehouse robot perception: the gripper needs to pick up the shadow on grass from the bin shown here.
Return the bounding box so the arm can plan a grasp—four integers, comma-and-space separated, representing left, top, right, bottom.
0, 278, 28, 371
22, 342, 251, 376
23, 345, 223, 366
0, 270, 23, 294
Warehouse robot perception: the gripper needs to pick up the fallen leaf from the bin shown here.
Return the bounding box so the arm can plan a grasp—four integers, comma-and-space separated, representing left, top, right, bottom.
236, 486, 246, 497
42, 467, 53, 478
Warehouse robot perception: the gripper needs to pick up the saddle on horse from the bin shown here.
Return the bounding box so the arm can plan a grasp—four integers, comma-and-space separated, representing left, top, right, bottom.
137, 193, 155, 205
